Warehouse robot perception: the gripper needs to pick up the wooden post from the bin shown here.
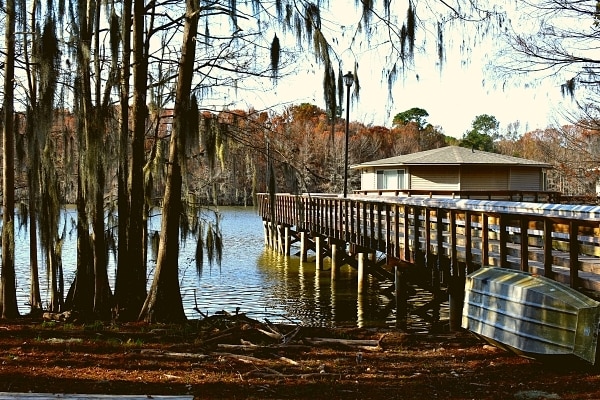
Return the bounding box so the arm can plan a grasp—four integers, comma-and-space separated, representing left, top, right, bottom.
448, 210, 463, 331
433, 210, 443, 325
262, 221, 268, 246
331, 243, 338, 280
284, 226, 290, 256
299, 231, 307, 263
357, 291, 365, 328
315, 236, 323, 271
357, 252, 365, 294
395, 266, 407, 329
448, 273, 465, 331
268, 222, 275, 249
277, 224, 284, 254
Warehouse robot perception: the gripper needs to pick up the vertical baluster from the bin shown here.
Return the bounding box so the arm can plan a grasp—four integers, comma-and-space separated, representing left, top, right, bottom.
465, 211, 473, 273
412, 206, 420, 264
520, 217, 529, 272
403, 205, 410, 262
499, 214, 508, 266
543, 219, 553, 278
394, 204, 400, 260
385, 203, 391, 259
425, 208, 431, 269
481, 213, 489, 267
570, 220, 580, 289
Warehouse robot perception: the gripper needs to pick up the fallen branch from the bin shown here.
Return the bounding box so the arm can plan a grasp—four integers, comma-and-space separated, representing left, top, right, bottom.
245, 371, 340, 379
304, 337, 382, 351
139, 349, 209, 360
282, 325, 301, 344
213, 352, 270, 364
305, 337, 380, 346
217, 343, 311, 351
256, 328, 283, 341
275, 355, 300, 366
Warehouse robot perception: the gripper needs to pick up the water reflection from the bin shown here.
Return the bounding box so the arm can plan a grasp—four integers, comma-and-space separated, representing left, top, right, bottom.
11, 207, 421, 328
255, 250, 394, 327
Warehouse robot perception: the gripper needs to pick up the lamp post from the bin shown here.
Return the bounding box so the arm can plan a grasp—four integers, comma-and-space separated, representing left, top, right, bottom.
343, 71, 354, 198
265, 121, 272, 192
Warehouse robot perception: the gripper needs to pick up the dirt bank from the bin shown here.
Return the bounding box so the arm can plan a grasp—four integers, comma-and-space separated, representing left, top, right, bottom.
0, 316, 597, 399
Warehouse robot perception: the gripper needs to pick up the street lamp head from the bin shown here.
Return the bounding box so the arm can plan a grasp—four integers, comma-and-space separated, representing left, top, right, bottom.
343, 71, 354, 87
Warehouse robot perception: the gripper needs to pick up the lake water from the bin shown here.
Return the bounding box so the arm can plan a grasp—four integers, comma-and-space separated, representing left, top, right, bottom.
12, 206, 430, 328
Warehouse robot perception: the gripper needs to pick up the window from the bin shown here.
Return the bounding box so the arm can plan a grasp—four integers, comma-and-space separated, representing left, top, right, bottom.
377, 169, 406, 190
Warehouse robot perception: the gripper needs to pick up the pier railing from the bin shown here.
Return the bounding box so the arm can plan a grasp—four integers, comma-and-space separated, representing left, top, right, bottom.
257, 193, 600, 296
353, 189, 561, 203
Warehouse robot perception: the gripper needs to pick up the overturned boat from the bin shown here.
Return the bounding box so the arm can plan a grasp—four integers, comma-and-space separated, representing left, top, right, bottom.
462, 267, 600, 364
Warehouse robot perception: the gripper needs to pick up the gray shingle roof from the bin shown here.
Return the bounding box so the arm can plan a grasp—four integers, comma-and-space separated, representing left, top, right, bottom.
351, 146, 551, 169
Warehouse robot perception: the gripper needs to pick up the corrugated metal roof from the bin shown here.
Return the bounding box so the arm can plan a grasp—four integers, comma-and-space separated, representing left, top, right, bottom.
351, 146, 552, 169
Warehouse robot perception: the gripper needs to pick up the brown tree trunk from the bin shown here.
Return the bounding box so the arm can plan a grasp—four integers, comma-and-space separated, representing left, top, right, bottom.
115, 0, 147, 321
139, 0, 200, 323
66, 0, 113, 319
28, 207, 42, 312
93, 162, 112, 319
65, 174, 94, 315
1, 0, 20, 319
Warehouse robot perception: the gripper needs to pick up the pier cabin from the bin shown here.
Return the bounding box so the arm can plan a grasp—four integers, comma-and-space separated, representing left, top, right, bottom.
351, 146, 554, 201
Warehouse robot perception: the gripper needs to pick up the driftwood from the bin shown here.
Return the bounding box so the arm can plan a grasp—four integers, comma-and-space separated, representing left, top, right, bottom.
276, 355, 300, 366
216, 343, 311, 351
42, 311, 78, 323
304, 337, 382, 351
181, 310, 387, 371
212, 352, 271, 364
134, 311, 395, 381
304, 337, 380, 346
245, 370, 340, 379
139, 349, 209, 360
256, 328, 282, 341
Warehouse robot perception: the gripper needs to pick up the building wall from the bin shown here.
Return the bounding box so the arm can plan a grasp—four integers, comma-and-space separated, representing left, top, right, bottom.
358, 165, 544, 192
410, 166, 459, 190
460, 167, 509, 191
508, 167, 543, 191
360, 169, 377, 190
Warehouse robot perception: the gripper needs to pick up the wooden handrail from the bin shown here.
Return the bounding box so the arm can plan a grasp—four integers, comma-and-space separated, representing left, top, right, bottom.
257, 193, 600, 296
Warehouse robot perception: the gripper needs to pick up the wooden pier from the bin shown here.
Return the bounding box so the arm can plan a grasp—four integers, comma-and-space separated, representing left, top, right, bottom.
257, 193, 600, 330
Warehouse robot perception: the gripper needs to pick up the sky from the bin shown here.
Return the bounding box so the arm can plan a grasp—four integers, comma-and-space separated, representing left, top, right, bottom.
257, 58, 569, 138
230, 1, 574, 139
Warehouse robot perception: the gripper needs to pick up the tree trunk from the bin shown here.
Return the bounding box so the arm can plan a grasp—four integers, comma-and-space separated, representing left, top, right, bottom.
28, 206, 42, 312
92, 163, 112, 319
65, 0, 114, 320
115, 0, 132, 321
65, 174, 94, 315
115, 0, 147, 321
139, 0, 200, 323
1, 0, 20, 319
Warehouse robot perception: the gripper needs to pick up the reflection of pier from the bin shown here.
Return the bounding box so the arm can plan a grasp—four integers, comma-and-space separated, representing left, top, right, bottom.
257, 193, 600, 330
259, 250, 373, 327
